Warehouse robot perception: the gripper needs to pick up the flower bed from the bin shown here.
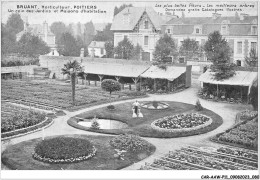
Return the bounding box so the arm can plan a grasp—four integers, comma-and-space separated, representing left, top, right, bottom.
240, 110, 258, 121
1, 106, 46, 133
33, 137, 96, 164
217, 147, 258, 161
109, 134, 153, 152
151, 113, 212, 132
213, 117, 258, 150
140, 101, 169, 110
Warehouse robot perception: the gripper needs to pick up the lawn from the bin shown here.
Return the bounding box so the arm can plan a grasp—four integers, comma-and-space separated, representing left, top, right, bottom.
1, 134, 156, 170
1, 79, 146, 111
68, 101, 223, 138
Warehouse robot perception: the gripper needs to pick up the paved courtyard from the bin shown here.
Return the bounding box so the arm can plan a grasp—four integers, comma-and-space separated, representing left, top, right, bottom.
1, 78, 252, 170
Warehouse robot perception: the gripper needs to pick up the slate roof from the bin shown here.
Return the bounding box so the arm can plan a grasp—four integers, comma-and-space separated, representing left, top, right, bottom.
164, 16, 258, 36
111, 7, 166, 31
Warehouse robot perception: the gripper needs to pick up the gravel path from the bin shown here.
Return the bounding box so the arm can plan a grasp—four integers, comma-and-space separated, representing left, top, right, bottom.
1, 78, 253, 170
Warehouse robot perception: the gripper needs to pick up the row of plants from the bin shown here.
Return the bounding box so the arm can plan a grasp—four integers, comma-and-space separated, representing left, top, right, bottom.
181, 147, 257, 168
2, 80, 146, 109
1, 109, 46, 133
239, 110, 258, 121
151, 113, 211, 130
217, 147, 258, 161
140, 146, 257, 170
213, 117, 258, 150
33, 137, 96, 164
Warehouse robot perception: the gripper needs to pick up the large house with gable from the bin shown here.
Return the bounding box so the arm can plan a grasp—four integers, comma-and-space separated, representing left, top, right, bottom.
162, 13, 258, 66
111, 7, 177, 61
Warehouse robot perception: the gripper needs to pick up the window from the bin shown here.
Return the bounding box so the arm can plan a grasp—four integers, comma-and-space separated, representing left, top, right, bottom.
252, 26, 257, 35
144, 36, 149, 46
167, 28, 171, 34
196, 28, 200, 34
251, 42, 257, 51
221, 25, 228, 35
144, 20, 149, 29
101, 48, 104, 55
236, 60, 241, 66
237, 41, 242, 54
124, 35, 128, 39
179, 57, 185, 63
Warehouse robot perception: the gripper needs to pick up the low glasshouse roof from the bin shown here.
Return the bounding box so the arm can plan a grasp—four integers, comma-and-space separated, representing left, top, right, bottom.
140, 65, 186, 81
199, 70, 258, 86
82, 62, 150, 78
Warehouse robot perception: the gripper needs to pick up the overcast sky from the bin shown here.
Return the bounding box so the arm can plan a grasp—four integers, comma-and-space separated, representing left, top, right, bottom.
1, 1, 258, 25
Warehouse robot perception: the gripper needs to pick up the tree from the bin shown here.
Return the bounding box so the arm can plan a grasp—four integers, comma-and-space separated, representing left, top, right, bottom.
58, 32, 80, 56
101, 79, 121, 105
17, 32, 50, 57
153, 34, 177, 63
249, 82, 258, 110
1, 23, 17, 55
114, 4, 133, 16
61, 60, 83, 106
204, 31, 235, 80
6, 13, 24, 34
50, 22, 67, 45
83, 21, 95, 46
93, 23, 113, 42
114, 37, 134, 59
245, 48, 258, 67
179, 38, 203, 60
105, 41, 114, 58
131, 44, 143, 60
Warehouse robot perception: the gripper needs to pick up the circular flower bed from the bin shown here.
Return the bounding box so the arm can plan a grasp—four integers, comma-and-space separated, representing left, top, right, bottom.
151, 113, 212, 132
141, 101, 169, 110
33, 137, 96, 164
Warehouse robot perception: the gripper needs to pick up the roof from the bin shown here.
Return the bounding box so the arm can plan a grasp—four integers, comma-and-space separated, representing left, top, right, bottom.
111, 7, 165, 31
164, 16, 258, 36
166, 16, 258, 25
140, 65, 186, 81
88, 41, 106, 48
198, 70, 258, 86
82, 62, 150, 78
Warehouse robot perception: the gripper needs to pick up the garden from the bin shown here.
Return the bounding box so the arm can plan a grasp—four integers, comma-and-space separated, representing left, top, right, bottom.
68, 101, 223, 138
140, 145, 258, 170
212, 112, 258, 151
1, 134, 155, 170
1, 103, 53, 139
1, 79, 146, 111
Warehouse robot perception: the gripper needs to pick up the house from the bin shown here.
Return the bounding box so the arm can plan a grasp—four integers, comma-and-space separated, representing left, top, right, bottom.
111, 7, 177, 61
162, 13, 258, 66
16, 17, 59, 56
88, 41, 106, 57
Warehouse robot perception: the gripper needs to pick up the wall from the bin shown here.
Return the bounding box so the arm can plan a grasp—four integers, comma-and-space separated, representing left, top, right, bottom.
1, 65, 37, 75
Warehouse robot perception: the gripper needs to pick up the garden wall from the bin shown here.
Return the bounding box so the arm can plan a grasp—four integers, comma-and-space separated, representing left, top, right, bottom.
1, 65, 37, 75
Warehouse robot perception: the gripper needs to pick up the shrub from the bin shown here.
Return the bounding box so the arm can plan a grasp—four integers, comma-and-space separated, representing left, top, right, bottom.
90, 118, 100, 130
152, 101, 159, 108
33, 137, 95, 163
124, 91, 146, 97
101, 79, 121, 105
195, 100, 203, 111
110, 134, 152, 152
107, 105, 115, 110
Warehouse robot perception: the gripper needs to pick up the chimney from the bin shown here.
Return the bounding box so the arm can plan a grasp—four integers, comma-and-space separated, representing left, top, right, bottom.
212, 13, 221, 20
240, 13, 249, 21
43, 21, 48, 43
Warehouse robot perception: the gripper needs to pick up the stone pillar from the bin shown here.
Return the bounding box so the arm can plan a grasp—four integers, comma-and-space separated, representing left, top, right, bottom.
95, 81, 97, 86
153, 79, 157, 91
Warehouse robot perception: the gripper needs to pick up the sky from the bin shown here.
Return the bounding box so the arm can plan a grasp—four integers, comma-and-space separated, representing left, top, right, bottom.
1, 1, 258, 25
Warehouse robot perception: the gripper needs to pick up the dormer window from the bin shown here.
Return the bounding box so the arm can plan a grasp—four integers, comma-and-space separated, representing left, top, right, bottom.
194, 25, 202, 34
144, 20, 149, 29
